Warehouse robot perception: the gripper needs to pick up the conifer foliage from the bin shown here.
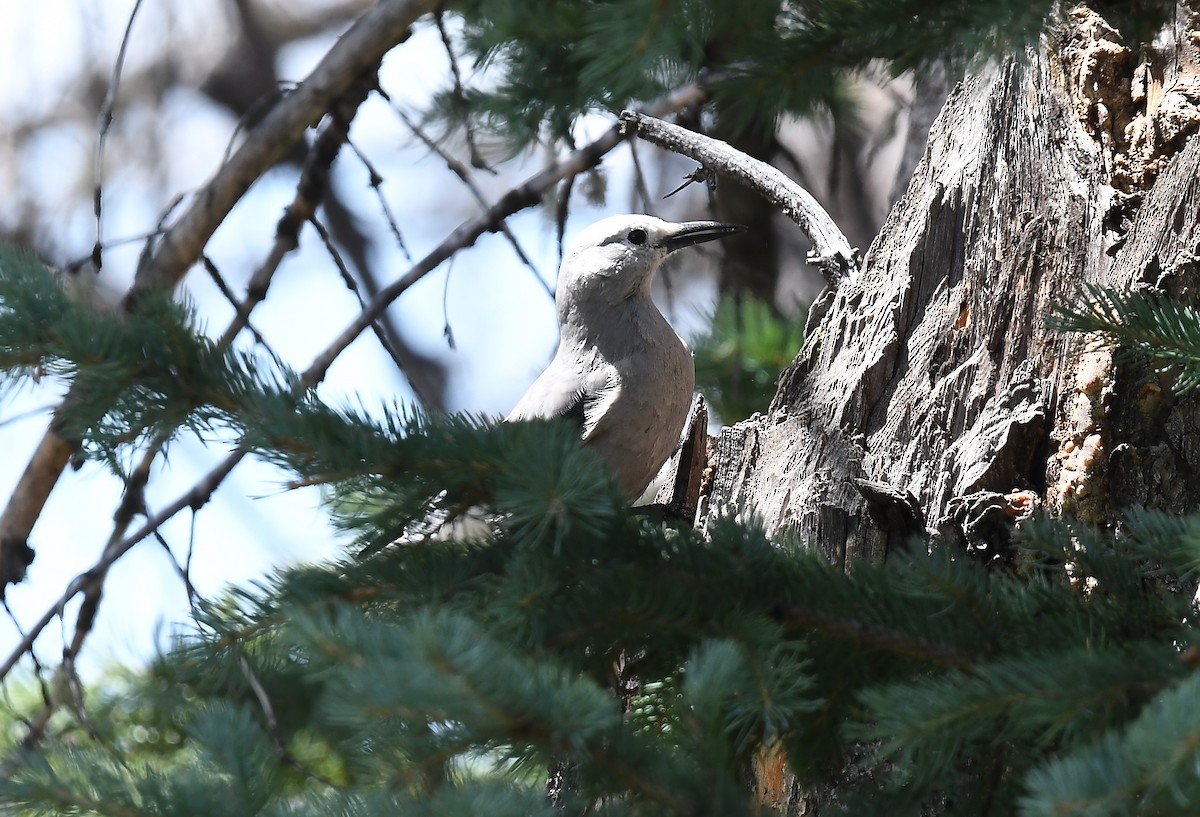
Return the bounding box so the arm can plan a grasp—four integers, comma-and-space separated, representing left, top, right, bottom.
444, 0, 1076, 142
5, 244, 1200, 815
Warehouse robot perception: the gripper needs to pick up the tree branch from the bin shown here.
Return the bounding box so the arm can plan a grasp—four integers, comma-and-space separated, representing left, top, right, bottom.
389, 101, 551, 300
780, 605, 972, 670
93, 0, 146, 274
0, 0, 436, 589
618, 111, 860, 284
299, 81, 709, 386
129, 0, 436, 302
0, 449, 244, 684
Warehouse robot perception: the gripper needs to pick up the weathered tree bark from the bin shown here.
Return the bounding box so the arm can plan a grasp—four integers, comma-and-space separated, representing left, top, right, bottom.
700, 5, 1200, 812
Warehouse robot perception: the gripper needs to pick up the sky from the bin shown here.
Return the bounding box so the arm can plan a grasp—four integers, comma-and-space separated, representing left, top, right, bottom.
0, 0, 720, 679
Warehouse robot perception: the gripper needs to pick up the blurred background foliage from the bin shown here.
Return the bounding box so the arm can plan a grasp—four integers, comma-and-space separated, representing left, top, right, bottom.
693, 295, 807, 423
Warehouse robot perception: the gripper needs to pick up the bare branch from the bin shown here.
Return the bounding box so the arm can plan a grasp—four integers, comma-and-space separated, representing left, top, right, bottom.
300, 82, 709, 387
441, 258, 457, 350
345, 139, 411, 261
130, 0, 436, 301
239, 653, 340, 787
93, 0, 147, 274
434, 6, 491, 172
308, 214, 415, 375
0, 435, 71, 585
389, 100, 551, 300
153, 531, 199, 607
619, 111, 860, 284
627, 140, 656, 214
779, 604, 971, 670
0, 449, 245, 683
133, 194, 187, 278
201, 256, 271, 350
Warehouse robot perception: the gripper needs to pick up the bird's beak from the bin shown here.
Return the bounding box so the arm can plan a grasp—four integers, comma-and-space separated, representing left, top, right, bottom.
662, 221, 747, 253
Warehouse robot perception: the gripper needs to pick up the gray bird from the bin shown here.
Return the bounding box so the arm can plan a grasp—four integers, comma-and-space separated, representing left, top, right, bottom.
507, 214, 745, 500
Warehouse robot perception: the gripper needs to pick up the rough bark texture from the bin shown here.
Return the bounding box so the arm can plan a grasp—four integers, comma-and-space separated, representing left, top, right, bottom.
699, 6, 1200, 812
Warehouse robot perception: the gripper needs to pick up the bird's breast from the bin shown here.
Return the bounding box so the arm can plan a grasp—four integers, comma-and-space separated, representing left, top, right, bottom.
587, 309, 694, 498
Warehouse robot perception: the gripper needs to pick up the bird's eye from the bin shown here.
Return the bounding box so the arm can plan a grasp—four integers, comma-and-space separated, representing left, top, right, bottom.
626, 228, 648, 245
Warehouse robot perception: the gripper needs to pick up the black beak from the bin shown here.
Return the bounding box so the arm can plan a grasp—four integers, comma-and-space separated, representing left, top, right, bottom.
662, 221, 747, 253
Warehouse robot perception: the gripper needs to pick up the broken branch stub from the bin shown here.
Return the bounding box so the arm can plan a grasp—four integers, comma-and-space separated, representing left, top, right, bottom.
618, 110, 859, 285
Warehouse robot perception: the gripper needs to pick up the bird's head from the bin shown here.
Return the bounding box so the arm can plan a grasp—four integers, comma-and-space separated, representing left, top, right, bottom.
557, 214, 745, 309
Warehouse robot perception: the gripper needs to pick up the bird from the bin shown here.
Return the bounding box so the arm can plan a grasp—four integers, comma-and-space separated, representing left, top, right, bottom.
507, 214, 746, 500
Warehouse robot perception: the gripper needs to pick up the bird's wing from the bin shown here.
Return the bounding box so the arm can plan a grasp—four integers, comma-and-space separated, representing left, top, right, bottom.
507, 362, 621, 443
567, 368, 622, 443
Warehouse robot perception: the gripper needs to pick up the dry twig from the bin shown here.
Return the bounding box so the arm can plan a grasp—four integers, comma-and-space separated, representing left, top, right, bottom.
619, 111, 860, 284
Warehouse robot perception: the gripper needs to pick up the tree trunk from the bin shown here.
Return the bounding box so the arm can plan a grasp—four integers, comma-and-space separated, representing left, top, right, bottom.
700, 5, 1200, 812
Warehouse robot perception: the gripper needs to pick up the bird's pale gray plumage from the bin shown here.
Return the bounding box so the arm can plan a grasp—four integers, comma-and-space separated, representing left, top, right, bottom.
507, 214, 744, 499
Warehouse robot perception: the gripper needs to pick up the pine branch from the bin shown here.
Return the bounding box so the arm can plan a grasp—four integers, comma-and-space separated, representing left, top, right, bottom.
0, 248, 272, 464
1021, 668, 1200, 816
1049, 284, 1200, 393
449, 0, 1116, 151
7, 454, 1200, 814
856, 642, 1189, 790
1, 704, 283, 816
778, 605, 972, 670
1121, 506, 1200, 582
